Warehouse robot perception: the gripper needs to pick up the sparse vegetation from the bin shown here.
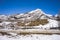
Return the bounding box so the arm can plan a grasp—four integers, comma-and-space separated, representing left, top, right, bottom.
16, 19, 49, 26
27, 19, 48, 26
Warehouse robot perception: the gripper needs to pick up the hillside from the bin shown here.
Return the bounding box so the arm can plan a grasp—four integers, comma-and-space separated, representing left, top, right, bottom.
0, 9, 60, 30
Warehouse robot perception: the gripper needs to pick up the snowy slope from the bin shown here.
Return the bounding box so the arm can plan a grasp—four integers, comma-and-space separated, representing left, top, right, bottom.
0, 34, 60, 40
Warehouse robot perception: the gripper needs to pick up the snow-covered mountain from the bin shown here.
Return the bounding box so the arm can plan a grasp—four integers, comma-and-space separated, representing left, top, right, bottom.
13, 9, 53, 20
0, 9, 60, 30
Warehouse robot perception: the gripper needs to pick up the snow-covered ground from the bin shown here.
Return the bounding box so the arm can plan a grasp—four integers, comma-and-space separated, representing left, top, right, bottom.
0, 34, 60, 40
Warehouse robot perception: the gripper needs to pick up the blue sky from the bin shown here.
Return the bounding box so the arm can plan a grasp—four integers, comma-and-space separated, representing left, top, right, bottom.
0, 0, 60, 15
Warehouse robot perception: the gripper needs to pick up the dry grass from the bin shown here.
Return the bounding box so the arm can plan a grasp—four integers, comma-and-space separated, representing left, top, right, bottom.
16, 19, 49, 26
27, 19, 49, 26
